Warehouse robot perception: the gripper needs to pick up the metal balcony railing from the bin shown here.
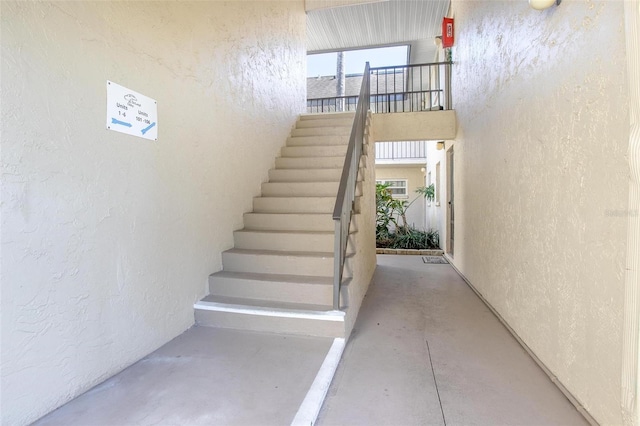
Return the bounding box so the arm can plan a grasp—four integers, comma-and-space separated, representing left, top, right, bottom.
307, 62, 452, 114
375, 141, 427, 161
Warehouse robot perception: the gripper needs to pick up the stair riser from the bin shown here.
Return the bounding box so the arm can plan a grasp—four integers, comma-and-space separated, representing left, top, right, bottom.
252, 196, 362, 214
244, 213, 361, 232
268, 169, 340, 182
275, 156, 366, 169
195, 309, 345, 338
268, 168, 364, 183
208, 275, 348, 305
291, 127, 351, 137
244, 213, 334, 231
300, 112, 355, 121
253, 197, 334, 213
234, 231, 334, 252
287, 135, 349, 146
281, 146, 347, 158
222, 251, 337, 277
261, 182, 363, 197
295, 119, 354, 128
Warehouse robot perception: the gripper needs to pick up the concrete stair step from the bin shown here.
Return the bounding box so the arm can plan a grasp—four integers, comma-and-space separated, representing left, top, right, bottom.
275, 155, 366, 170
222, 248, 344, 277
299, 112, 355, 121
281, 145, 347, 158
286, 135, 349, 146
252, 196, 361, 214
207, 271, 351, 305
295, 117, 354, 128
260, 181, 362, 197
234, 229, 334, 252
269, 168, 364, 183
275, 156, 346, 169
194, 295, 346, 337
291, 127, 351, 137
268, 168, 363, 183
268, 168, 340, 182
243, 212, 334, 231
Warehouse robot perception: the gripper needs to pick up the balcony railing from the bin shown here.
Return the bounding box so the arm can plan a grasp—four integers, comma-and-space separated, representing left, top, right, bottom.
375, 141, 427, 161
307, 62, 452, 114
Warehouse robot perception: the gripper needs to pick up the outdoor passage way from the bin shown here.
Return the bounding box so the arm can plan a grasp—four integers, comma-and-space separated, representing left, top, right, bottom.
35, 256, 586, 425
318, 256, 586, 425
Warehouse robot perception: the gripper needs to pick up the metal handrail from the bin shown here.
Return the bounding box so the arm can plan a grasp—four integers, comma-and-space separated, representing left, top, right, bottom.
332, 62, 370, 310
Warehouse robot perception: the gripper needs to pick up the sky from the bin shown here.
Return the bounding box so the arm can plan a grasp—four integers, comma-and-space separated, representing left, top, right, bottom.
306, 45, 409, 77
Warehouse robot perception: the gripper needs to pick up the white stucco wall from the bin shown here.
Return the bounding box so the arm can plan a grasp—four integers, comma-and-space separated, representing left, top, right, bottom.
0, 2, 305, 424
448, 1, 629, 424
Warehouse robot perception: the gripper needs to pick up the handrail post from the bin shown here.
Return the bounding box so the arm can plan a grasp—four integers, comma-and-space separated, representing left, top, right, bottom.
445, 62, 452, 110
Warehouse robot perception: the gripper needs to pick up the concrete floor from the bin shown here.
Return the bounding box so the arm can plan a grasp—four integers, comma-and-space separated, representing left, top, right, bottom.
35, 328, 332, 426
36, 255, 587, 425
318, 255, 587, 426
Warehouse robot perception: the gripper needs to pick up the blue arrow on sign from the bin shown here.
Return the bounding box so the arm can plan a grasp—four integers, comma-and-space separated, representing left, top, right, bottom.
111, 118, 132, 128
141, 122, 156, 135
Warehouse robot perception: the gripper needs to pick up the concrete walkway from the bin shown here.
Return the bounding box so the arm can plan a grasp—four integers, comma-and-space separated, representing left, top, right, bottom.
36, 255, 587, 425
318, 255, 587, 426
35, 328, 333, 426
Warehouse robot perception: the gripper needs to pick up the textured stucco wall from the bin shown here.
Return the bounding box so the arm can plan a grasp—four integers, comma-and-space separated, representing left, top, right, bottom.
345, 113, 377, 337
449, 1, 629, 424
0, 1, 305, 424
376, 165, 427, 230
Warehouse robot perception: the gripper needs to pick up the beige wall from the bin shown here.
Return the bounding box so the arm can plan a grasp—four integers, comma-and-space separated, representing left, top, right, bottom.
0, 2, 306, 424
376, 165, 427, 230
448, 0, 629, 424
372, 110, 456, 142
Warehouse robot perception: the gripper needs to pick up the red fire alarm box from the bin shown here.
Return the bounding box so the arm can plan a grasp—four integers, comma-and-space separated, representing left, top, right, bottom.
442, 17, 454, 48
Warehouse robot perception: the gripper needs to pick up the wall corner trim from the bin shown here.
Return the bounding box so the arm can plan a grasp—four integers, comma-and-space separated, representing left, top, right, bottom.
622, 1, 640, 424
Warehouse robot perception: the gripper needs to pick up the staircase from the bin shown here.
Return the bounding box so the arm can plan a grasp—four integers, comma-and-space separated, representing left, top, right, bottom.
194, 112, 376, 338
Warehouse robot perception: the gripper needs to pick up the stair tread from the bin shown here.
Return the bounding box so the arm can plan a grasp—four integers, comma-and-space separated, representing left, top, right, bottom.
198, 294, 337, 313
300, 112, 355, 120
210, 270, 333, 285
245, 212, 332, 215
235, 229, 334, 235
272, 167, 343, 172
225, 248, 334, 258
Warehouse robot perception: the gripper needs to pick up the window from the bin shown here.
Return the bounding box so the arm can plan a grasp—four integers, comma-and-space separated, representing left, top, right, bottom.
376, 179, 408, 198
435, 162, 441, 205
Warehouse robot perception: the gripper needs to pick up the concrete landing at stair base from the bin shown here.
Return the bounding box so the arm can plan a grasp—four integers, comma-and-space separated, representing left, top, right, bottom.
195, 300, 346, 338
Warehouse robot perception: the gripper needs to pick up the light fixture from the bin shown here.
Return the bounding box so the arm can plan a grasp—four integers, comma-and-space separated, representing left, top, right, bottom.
529, 0, 560, 10
436, 141, 445, 150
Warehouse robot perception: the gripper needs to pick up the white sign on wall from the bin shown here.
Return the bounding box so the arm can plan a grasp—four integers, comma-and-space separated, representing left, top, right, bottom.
106, 81, 157, 141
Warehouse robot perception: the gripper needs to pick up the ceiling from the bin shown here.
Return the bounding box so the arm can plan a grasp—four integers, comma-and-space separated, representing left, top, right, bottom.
306, 0, 450, 63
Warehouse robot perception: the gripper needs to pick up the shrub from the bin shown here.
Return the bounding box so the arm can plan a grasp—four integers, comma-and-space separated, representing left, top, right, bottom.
375, 183, 439, 250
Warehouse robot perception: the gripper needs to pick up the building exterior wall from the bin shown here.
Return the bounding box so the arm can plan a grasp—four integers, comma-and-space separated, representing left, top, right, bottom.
0, 2, 306, 424
372, 110, 456, 142
425, 143, 448, 249
376, 165, 427, 230
448, 0, 629, 424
